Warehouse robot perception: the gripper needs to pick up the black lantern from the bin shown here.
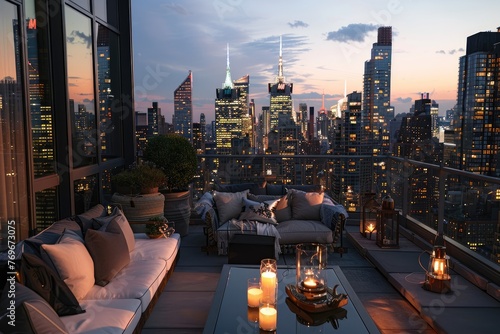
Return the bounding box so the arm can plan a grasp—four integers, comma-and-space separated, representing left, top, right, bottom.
361, 193, 379, 238
375, 195, 400, 248
423, 233, 452, 293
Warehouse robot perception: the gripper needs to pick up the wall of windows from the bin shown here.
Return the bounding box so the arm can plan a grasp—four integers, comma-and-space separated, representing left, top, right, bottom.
0, 0, 135, 250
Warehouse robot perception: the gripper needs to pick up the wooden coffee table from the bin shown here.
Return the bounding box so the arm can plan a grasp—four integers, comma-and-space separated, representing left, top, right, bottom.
204, 265, 380, 333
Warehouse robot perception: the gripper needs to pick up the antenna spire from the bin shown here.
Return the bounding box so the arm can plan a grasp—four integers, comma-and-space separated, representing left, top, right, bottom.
277, 35, 285, 83
223, 43, 233, 89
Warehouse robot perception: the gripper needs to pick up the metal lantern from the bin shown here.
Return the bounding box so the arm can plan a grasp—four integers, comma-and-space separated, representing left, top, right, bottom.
296, 244, 327, 300
361, 193, 379, 238
423, 245, 452, 293
376, 195, 400, 248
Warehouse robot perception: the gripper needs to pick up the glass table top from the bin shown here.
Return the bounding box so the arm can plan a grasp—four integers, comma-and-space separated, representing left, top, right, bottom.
205, 265, 379, 333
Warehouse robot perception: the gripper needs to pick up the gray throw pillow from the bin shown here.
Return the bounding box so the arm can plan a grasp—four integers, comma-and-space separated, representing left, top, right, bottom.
76, 204, 107, 233
213, 189, 249, 223
290, 189, 324, 220
85, 219, 131, 286
92, 206, 135, 252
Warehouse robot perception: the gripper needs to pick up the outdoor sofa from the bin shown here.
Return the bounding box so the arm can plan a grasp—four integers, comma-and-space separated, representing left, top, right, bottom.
196, 183, 348, 257
0, 204, 180, 334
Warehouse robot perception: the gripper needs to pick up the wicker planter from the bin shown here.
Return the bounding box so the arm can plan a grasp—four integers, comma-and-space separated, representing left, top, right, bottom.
162, 190, 191, 237
111, 192, 165, 221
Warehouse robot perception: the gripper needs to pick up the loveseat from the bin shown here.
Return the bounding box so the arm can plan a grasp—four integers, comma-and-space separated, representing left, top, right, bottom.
0, 204, 181, 334
196, 183, 348, 257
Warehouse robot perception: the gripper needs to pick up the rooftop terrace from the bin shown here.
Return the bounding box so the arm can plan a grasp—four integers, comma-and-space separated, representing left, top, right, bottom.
140, 215, 500, 333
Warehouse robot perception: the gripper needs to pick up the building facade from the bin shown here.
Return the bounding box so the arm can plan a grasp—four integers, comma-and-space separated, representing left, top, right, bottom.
362, 26, 393, 155
455, 28, 500, 176
0, 0, 135, 249
174, 70, 193, 142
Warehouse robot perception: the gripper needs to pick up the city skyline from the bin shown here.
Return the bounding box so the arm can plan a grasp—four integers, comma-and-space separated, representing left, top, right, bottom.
131, 0, 500, 123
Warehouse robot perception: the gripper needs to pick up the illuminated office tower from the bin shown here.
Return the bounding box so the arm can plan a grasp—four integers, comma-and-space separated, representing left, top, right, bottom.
455, 27, 500, 176
215, 45, 244, 155
268, 36, 293, 131
362, 26, 393, 155
147, 102, 160, 137
174, 70, 193, 142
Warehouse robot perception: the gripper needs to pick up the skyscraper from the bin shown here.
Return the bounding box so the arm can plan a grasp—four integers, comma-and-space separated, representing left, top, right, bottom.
268, 36, 293, 131
215, 45, 244, 155
147, 101, 160, 137
174, 70, 193, 142
362, 26, 393, 155
455, 28, 500, 176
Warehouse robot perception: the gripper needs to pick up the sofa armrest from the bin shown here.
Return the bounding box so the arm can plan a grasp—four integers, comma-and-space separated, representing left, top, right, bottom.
202, 208, 219, 254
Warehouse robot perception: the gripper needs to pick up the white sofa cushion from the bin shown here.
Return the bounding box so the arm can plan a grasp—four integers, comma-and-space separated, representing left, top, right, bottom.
83, 259, 167, 312
61, 298, 141, 334
132, 233, 180, 271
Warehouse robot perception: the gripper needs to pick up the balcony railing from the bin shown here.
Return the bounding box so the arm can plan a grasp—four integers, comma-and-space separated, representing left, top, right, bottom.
194, 154, 500, 285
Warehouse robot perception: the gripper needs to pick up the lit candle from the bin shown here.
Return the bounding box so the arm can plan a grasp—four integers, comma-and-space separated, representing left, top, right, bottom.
366, 223, 375, 233
261, 271, 276, 302
247, 287, 262, 308
259, 305, 277, 331
303, 277, 317, 288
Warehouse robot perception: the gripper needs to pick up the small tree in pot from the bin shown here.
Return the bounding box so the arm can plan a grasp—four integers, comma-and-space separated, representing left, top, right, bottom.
144, 134, 198, 236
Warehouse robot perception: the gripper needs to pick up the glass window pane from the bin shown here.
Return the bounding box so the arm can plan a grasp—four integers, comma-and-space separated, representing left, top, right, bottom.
0, 1, 30, 250
74, 174, 99, 214
26, 0, 56, 177
94, 0, 119, 28
65, 6, 97, 167
98, 24, 123, 161
35, 187, 58, 233
71, 0, 90, 11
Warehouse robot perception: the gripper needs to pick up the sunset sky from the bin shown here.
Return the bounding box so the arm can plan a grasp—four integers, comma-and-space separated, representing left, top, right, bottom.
132, 0, 500, 123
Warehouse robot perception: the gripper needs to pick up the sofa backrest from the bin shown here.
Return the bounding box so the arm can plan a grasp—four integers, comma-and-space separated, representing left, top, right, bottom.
213, 182, 323, 196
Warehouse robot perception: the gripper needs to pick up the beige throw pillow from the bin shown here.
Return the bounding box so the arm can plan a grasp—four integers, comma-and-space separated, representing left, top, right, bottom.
290, 189, 324, 221
41, 232, 95, 300
213, 189, 249, 223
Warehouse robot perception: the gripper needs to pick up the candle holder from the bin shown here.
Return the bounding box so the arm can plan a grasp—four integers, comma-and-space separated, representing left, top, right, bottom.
259, 297, 277, 331
260, 258, 277, 302
295, 244, 327, 300
361, 193, 379, 238
423, 245, 452, 293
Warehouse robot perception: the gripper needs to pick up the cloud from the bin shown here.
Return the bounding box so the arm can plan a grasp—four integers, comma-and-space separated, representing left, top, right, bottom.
161, 3, 189, 15
436, 48, 464, 55
67, 30, 92, 49
326, 23, 378, 43
396, 97, 412, 103
288, 20, 309, 28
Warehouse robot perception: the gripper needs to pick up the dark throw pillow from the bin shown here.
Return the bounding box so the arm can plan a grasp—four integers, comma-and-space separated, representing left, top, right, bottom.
85, 219, 131, 286
0, 282, 69, 334
21, 253, 84, 316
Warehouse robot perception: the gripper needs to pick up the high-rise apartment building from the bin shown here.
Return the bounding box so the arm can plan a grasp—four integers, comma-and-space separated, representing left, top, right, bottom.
455, 28, 500, 176
268, 36, 293, 131
362, 26, 393, 155
174, 70, 193, 142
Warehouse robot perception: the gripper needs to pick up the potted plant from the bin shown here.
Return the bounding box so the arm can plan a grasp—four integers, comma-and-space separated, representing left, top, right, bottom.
111, 163, 167, 221
144, 134, 198, 236
145, 216, 175, 239
112, 163, 166, 194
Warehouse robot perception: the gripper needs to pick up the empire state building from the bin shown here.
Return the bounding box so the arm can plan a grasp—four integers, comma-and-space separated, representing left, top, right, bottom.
268, 36, 293, 130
